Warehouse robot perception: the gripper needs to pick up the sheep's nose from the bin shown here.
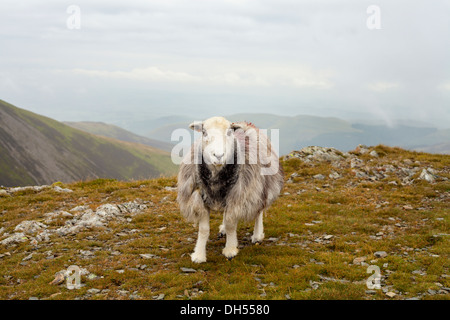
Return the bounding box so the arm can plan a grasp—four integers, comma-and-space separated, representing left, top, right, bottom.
214, 152, 224, 160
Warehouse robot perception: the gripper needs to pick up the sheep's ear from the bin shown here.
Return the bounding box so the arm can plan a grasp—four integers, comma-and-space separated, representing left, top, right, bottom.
230, 122, 245, 131
189, 121, 203, 132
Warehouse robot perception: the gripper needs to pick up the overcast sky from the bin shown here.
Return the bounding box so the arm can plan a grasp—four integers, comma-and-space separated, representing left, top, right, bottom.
1, 0, 449, 128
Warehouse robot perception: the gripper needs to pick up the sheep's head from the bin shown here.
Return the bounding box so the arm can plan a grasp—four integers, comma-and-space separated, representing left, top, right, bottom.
189, 116, 239, 167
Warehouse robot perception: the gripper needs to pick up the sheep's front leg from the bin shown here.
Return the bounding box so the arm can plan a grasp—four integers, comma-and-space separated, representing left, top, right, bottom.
191, 214, 209, 263
222, 217, 239, 260
218, 215, 226, 238
251, 211, 265, 244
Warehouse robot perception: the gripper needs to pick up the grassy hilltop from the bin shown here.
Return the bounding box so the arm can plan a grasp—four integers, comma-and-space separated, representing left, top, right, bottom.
0, 145, 448, 300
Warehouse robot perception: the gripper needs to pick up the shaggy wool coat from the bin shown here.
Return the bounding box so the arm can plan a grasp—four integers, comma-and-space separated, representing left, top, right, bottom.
177, 122, 284, 223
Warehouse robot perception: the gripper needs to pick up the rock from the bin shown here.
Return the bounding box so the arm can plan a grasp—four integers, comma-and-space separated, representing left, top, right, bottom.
87, 288, 101, 294
283, 146, 347, 163
323, 235, 334, 240
369, 150, 379, 157
70, 205, 89, 212
14, 220, 47, 234
329, 172, 341, 179
374, 251, 388, 258
80, 250, 94, 256
56, 201, 148, 236
53, 186, 73, 193
22, 253, 34, 261
1, 233, 28, 246
386, 292, 397, 298
402, 205, 413, 210
180, 267, 197, 273
412, 270, 426, 276
49, 272, 65, 286
355, 144, 369, 154
313, 174, 325, 180
140, 253, 157, 259
155, 293, 165, 300
419, 169, 436, 183
353, 257, 367, 265
0, 252, 11, 258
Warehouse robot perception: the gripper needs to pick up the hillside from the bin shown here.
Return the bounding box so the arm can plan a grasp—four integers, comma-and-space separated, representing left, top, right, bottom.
63, 121, 174, 152
0, 100, 177, 187
0, 145, 448, 300
141, 114, 450, 155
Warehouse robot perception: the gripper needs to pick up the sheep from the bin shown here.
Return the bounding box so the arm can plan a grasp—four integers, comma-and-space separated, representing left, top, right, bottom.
177, 116, 284, 263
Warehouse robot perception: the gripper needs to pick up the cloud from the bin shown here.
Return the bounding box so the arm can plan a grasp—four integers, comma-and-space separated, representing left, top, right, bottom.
0, 0, 449, 127
438, 81, 450, 91
367, 82, 400, 92
70, 67, 200, 83
64, 64, 334, 89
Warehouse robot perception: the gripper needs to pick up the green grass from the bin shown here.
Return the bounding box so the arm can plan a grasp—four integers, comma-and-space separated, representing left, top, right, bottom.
0, 146, 448, 300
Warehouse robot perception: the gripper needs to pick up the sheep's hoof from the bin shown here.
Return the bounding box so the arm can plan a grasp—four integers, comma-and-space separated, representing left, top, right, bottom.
251, 233, 265, 244
222, 247, 239, 260
190, 252, 206, 264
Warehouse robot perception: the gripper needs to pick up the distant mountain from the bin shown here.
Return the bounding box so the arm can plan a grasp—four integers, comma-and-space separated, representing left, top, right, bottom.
142, 113, 450, 155
64, 121, 174, 152
0, 100, 177, 187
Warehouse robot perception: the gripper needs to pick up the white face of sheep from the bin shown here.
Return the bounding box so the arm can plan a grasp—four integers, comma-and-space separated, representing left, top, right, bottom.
189, 117, 235, 167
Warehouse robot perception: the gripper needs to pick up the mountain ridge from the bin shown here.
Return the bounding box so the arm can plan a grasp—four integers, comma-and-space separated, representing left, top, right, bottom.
0, 100, 177, 187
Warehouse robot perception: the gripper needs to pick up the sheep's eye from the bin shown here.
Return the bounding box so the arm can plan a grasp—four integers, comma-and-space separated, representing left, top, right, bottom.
202, 129, 207, 137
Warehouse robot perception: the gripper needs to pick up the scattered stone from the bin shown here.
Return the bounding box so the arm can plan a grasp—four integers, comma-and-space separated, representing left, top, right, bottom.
140, 254, 157, 259
329, 172, 341, 179
180, 267, 197, 273
22, 253, 34, 261
353, 257, 366, 265
283, 146, 347, 163
374, 251, 388, 258
355, 144, 369, 155
87, 288, 101, 295
53, 186, 73, 193
386, 292, 397, 298
0, 233, 27, 246
419, 169, 436, 183
0, 252, 11, 258
14, 220, 47, 234
49, 272, 65, 286
154, 293, 165, 300
313, 174, 325, 180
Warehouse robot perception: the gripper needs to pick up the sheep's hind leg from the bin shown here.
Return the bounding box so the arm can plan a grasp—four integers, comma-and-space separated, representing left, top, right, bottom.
222, 218, 239, 260
191, 214, 209, 263
251, 211, 265, 244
